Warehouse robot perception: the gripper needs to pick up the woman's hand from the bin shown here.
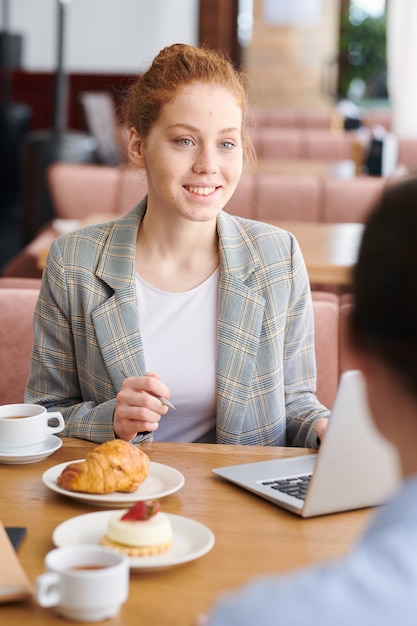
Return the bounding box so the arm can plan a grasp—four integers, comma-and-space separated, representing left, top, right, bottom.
114, 371, 171, 440
316, 417, 329, 442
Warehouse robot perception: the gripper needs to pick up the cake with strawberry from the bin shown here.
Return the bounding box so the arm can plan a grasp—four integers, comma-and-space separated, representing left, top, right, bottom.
101, 500, 172, 556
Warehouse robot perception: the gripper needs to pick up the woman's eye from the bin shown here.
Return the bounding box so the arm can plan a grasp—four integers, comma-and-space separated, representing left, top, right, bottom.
220, 141, 235, 150
178, 138, 194, 146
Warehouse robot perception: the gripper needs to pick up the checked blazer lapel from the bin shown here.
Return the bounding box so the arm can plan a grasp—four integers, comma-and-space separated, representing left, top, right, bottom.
92, 203, 147, 389
216, 212, 266, 443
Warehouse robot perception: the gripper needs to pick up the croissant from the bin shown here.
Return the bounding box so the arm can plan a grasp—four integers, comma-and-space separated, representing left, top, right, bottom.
57, 440, 150, 494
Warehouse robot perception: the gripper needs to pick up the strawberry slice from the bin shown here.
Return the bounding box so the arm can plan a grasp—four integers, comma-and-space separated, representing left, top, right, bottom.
121, 500, 161, 521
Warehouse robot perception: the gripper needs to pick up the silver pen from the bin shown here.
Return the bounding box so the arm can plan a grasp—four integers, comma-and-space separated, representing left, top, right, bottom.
121, 371, 176, 410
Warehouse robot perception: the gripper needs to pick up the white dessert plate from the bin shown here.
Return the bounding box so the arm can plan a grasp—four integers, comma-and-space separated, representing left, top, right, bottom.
42, 460, 185, 507
52, 510, 215, 571
0, 435, 62, 464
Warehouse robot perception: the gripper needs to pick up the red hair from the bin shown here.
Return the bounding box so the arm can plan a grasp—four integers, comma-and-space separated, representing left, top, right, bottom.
125, 43, 254, 160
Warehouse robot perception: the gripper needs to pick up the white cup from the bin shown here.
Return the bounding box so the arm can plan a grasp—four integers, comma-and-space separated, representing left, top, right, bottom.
0, 403, 65, 452
34, 545, 130, 622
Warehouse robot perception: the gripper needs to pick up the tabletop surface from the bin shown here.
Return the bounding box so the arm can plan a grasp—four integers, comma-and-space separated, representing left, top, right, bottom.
1, 439, 374, 625
268, 220, 364, 286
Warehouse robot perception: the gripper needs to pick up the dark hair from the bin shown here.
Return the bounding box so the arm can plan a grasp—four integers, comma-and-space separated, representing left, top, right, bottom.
124, 43, 255, 161
350, 176, 417, 395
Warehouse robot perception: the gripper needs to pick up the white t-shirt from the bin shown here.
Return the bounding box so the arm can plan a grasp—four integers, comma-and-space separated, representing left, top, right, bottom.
135, 269, 219, 442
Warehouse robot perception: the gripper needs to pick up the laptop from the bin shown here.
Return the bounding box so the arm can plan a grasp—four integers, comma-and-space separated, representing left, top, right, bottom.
212, 370, 401, 517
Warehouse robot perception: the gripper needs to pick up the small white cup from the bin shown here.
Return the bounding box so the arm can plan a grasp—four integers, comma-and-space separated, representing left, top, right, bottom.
0, 403, 65, 452
35, 545, 130, 622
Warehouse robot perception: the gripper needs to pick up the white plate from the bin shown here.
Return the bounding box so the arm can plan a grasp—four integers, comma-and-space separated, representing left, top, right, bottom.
53, 510, 215, 571
0, 435, 62, 464
42, 460, 185, 507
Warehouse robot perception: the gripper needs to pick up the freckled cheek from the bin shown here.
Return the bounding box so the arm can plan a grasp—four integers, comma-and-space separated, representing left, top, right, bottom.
226, 161, 243, 184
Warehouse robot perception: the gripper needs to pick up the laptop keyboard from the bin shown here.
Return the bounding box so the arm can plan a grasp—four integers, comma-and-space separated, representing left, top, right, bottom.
262, 474, 312, 500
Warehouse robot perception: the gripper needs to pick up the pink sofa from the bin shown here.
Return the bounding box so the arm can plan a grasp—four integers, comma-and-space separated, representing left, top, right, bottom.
226, 171, 386, 224
249, 106, 392, 132
251, 127, 356, 161
0, 288, 39, 404
250, 126, 417, 173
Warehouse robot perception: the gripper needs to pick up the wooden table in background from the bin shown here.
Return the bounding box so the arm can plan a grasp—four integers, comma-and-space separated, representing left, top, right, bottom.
1, 439, 373, 625
269, 220, 364, 287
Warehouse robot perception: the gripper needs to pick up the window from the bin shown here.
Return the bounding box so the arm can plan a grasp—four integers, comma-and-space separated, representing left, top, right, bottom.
338, 0, 387, 103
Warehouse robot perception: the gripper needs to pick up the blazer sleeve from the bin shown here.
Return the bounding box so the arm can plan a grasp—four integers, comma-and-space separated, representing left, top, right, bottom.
25, 239, 119, 443
282, 237, 330, 447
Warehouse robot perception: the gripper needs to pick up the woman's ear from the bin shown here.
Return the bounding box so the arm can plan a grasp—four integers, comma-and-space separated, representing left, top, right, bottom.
127, 127, 146, 168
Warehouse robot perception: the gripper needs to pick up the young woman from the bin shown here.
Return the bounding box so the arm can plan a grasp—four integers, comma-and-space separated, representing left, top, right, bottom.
25, 44, 329, 445
201, 176, 417, 624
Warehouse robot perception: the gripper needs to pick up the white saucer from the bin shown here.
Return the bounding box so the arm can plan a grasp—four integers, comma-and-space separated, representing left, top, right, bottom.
53, 510, 215, 571
42, 460, 185, 507
0, 435, 63, 464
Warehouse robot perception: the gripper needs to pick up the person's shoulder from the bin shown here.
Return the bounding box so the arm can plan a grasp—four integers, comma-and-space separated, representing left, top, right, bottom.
47, 217, 122, 269
57, 217, 114, 244
57, 210, 139, 249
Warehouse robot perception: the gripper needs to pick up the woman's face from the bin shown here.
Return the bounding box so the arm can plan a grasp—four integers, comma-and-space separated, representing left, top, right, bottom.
129, 81, 244, 223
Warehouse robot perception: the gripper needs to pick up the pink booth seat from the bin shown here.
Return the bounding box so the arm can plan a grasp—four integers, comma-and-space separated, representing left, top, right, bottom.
0, 277, 42, 289
320, 176, 386, 223
224, 174, 256, 219
339, 297, 356, 375
249, 107, 302, 129
0, 288, 39, 404
254, 127, 304, 159
398, 138, 417, 174
301, 108, 334, 129
302, 129, 355, 160
47, 162, 122, 219
254, 173, 322, 222
312, 292, 340, 409
47, 162, 148, 219
249, 107, 333, 129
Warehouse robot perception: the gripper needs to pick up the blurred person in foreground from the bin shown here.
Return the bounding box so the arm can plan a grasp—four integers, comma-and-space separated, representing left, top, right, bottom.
200, 176, 417, 625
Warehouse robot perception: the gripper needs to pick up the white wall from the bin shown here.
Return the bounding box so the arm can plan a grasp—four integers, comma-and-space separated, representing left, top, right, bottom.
2, 0, 199, 73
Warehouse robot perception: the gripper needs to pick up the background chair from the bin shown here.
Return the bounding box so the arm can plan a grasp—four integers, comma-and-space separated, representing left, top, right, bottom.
0, 288, 39, 404
321, 177, 385, 223
224, 173, 256, 219
312, 292, 340, 409
254, 174, 322, 222
0, 277, 42, 289
78, 91, 126, 166
47, 162, 122, 219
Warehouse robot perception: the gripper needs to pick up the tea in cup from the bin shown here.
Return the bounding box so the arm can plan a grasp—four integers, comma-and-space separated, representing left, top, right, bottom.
35, 545, 130, 622
0, 403, 65, 453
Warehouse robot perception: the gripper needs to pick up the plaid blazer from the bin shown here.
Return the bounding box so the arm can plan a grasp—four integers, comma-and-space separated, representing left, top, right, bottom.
25, 198, 329, 447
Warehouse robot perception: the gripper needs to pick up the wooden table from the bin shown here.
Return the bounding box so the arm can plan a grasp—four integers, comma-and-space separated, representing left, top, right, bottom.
268, 220, 364, 287
1, 439, 373, 625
